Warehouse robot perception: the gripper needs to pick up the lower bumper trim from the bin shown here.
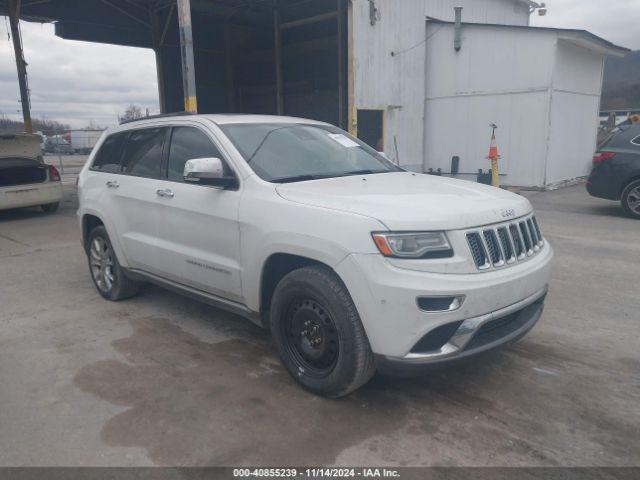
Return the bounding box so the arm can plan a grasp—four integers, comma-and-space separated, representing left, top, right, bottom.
376, 287, 547, 376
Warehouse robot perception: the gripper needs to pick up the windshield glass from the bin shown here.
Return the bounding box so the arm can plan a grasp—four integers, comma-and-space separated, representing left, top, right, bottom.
220, 123, 402, 183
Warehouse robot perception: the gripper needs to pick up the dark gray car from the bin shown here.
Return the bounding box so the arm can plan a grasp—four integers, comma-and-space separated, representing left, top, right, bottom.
587, 124, 640, 219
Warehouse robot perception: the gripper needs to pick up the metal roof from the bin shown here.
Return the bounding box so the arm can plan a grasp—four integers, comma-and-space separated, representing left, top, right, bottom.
427, 18, 630, 57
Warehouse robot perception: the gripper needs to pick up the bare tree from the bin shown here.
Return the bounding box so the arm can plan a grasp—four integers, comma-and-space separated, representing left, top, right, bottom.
118, 104, 144, 123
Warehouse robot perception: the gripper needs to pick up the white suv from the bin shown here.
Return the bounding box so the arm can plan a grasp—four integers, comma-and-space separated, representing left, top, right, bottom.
77, 114, 553, 397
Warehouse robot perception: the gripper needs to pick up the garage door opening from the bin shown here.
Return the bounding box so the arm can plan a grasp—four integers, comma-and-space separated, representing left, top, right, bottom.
158, 0, 349, 129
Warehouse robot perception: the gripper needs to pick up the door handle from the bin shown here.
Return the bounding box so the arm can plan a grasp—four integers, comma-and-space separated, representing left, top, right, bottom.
106, 180, 119, 189
156, 189, 175, 198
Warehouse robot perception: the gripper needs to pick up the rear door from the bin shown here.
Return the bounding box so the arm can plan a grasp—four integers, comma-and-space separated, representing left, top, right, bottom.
151, 124, 243, 302
108, 127, 168, 273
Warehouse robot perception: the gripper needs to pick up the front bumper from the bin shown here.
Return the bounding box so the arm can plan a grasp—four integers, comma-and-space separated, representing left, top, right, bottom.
335, 242, 553, 359
375, 287, 546, 376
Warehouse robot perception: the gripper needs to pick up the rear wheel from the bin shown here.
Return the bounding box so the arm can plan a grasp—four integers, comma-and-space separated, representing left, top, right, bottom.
270, 265, 375, 397
621, 179, 640, 220
87, 226, 140, 301
41, 202, 59, 213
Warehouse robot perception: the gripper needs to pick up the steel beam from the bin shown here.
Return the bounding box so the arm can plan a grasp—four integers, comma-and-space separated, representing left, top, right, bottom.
273, 1, 283, 115
7, 0, 33, 133
150, 7, 167, 113
337, 0, 345, 128
177, 0, 198, 113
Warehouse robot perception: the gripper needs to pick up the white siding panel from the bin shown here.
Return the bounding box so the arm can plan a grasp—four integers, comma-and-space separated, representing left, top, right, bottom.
546, 92, 601, 185
553, 40, 604, 95
545, 41, 604, 186
352, 0, 530, 169
425, 91, 549, 187
424, 23, 556, 187
425, 0, 530, 25
425, 24, 556, 99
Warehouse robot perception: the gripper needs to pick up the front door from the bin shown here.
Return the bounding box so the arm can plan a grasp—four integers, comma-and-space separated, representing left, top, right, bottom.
152, 125, 243, 302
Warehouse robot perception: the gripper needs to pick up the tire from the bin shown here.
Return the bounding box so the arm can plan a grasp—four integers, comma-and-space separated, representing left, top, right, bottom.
270, 265, 375, 397
621, 179, 640, 220
87, 226, 140, 301
41, 202, 59, 213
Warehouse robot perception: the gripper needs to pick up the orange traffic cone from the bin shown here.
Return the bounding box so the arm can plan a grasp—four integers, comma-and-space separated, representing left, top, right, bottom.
486, 126, 501, 188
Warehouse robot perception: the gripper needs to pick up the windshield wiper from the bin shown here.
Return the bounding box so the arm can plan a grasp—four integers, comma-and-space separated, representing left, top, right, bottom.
272, 174, 328, 184
343, 169, 396, 177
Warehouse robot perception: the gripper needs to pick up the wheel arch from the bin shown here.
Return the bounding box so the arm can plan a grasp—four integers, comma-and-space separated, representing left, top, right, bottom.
81, 214, 105, 252
80, 212, 130, 268
621, 173, 640, 198
258, 252, 345, 328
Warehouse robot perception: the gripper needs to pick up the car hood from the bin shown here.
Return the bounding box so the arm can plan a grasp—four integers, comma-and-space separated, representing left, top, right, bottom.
275, 172, 532, 231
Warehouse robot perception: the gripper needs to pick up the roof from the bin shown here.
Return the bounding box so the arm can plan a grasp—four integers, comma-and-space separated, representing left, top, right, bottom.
113, 114, 328, 130
427, 18, 630, 57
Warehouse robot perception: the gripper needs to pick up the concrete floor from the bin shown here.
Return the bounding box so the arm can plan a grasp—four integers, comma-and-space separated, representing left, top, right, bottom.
0, 178, 638, 467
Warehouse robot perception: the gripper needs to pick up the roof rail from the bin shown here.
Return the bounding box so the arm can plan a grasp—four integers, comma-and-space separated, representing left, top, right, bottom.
119, 111, 196, 125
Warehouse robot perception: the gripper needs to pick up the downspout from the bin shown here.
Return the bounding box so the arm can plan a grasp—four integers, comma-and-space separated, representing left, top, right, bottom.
454, 7, 463, 52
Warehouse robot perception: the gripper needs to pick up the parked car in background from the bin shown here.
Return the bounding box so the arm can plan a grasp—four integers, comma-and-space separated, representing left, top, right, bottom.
78, 114, 553, 397
44, 136, 73, 155
0, 133, 63, 213
587, 124, 640, 219
71, 129, 104, 154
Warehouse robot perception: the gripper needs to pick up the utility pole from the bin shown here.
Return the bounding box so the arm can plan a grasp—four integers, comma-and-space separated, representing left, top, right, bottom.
7, 0, 33, 133
176, 0, 198, 113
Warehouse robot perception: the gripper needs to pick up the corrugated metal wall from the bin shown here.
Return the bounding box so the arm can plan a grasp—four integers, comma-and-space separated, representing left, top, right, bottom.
423, 23, 606, 188
546, 40, 604, 186
352, 0, 530, 170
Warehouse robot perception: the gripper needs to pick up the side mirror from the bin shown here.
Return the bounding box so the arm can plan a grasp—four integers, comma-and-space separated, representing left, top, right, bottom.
183, 157, 238, 189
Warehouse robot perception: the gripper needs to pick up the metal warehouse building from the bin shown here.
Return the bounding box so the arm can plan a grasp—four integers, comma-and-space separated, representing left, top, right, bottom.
1, 0, 628, 188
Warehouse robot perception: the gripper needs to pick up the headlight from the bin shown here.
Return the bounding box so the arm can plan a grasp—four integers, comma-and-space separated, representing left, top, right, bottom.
371, 232, 453, 259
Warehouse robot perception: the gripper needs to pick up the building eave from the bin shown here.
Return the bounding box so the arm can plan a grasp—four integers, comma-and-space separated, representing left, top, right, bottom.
426, 18, 630, 58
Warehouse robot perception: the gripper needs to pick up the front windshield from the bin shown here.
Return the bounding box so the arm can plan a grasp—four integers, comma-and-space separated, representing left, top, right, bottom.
220, 123, 402, 183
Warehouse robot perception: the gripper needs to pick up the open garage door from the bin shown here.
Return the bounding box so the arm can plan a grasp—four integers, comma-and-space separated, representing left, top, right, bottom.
154, 0, 349, 129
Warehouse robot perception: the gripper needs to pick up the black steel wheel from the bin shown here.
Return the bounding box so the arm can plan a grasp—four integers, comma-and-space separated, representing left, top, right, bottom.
270, 265, 376, 397
282, 298, 340, 379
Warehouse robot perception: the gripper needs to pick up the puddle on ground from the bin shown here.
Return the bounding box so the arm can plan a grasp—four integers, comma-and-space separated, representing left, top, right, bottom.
74, 316, 413, 465
73, 316, 638, 466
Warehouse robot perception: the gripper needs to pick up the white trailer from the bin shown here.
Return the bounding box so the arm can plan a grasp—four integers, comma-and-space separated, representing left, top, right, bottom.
70, 129, 104, 154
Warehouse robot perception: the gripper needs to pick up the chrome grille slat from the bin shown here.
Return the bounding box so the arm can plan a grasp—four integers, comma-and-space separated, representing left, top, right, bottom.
467, 215, 544, 271
532, 216, 544, 246
466, 232, 490, 269
482, 230, 504, 266
497, 227, 515, 263
527, 218, 540, 251
509, 224, 525, 259
519, 221, 533, 255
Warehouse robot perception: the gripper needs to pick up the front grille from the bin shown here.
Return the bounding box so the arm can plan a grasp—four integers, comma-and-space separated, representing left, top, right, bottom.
466, 215, 544, 271
467, 232, 489, 269
483, 230, 503, 265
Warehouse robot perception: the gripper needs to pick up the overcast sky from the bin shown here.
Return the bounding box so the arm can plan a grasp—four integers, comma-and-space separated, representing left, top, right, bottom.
1, 0, 639, 129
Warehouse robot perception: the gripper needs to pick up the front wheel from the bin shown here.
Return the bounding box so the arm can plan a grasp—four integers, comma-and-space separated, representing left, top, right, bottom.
270, 265, 375, 397
621, 179, 640, 219
87, 226, 141, 301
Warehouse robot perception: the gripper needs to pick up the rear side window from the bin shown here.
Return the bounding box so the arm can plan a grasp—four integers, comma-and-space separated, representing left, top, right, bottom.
121, 128, 166, 179
92, 133, 125, 172
602, 126, 640, 149
167, 127, 227, 182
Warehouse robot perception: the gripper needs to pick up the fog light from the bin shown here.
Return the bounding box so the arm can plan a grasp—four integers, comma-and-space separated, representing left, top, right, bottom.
417, 295, 465, 313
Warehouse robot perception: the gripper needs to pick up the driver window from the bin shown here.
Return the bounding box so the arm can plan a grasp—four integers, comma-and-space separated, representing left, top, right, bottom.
167, 127, 228, 182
